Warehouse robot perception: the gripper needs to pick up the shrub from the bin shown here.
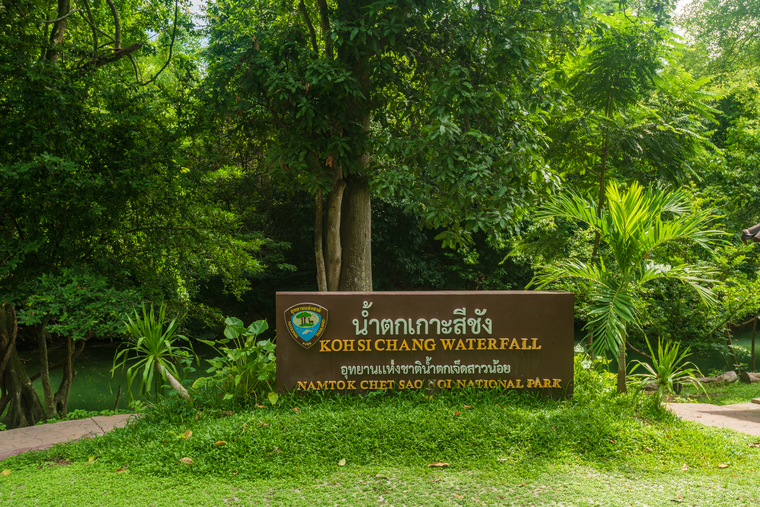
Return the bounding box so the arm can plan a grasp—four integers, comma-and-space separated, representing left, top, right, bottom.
193, 317, 277, 404
112, 302, 194, 402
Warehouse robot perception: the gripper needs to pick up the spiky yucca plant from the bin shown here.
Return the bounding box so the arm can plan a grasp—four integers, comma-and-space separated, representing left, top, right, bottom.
112, 303, 194, 402
629, 337, 707, 410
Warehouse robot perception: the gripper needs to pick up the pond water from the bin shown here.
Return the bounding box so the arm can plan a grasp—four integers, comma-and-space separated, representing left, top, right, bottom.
578, 326, 760, 375
17, 340, 215, 412
12, 329, 760, 412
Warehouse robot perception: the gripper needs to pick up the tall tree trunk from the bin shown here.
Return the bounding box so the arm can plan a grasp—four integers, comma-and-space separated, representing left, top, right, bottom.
591, 74, 618, 262
0, 304, 45, 429
53, 335, 75, 417
752, 314, 757, 372
339, 176, 372, 291
46, 0, 71, 64
617, 345, 627, 394
0, 350, 45, 429
338, 109, 372, 291
36, 323, 55, 417
315, 190, 328, 292
726, 322, 739, 368
325, 167, 346, 291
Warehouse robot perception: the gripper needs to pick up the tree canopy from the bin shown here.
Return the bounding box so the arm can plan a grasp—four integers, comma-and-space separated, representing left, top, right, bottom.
203, 0, 590, 291
2, 0, 760, 426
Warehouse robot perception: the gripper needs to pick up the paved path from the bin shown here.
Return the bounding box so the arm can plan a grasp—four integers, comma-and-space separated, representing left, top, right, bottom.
668, 401, 760, 436
0, 414, 134, 461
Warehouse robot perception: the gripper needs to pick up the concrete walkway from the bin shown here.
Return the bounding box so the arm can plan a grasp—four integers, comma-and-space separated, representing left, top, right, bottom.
668, 401, 760, 436
0, 414, 134, 461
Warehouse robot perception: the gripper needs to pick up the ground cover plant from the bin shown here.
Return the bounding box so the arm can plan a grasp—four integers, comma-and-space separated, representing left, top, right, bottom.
2, 357, 760, 505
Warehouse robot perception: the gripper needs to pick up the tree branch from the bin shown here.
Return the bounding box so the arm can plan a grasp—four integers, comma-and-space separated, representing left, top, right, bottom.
105, 0, 121, 49
41, 9, 80, 24
156, 363, 191, 402
299, 0, 319, 54
29, 339, 86, 383
141, 0, 179, 86
316, 0, 331, 59
77, 10, 115, 44
79, 0, 98, 53
127, 53, 141, 82
627, 340, 651, 360
77, 43, 142, 72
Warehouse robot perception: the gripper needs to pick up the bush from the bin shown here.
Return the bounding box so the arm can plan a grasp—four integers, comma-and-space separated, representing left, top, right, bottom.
193, 318, 277, 405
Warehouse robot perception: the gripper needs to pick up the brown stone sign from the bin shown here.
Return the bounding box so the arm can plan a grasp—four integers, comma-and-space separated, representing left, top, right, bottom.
276, 291, 574, 395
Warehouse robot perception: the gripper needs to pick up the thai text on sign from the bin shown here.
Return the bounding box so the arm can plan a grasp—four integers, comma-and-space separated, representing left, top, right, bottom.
276, 291, 574, 395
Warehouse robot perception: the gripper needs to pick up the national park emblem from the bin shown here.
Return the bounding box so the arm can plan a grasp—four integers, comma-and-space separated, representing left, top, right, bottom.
284, 303, 328, 349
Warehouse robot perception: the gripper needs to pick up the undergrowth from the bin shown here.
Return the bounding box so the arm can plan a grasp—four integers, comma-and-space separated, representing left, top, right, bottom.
3, 355, 758, 482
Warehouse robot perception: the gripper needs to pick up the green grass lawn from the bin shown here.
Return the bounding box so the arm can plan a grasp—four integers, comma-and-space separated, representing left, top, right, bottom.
3, 364, 760, 506
673, 379, 760, 406
3, 461, 760, 506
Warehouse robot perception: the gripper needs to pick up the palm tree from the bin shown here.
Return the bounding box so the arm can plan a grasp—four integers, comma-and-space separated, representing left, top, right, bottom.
530, 182, 719, 393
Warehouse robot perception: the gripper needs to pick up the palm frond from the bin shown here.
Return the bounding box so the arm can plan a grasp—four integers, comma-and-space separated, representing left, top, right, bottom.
534, 190, 602, 231
636, 261, 717, 306
529, 259, 607, 290
584, 280, 636, 358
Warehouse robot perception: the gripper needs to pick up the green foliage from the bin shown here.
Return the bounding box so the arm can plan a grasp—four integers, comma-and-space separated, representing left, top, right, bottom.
572, 350, 617, 403
14, 269, 139, 341
629, 337, 708, 410
193, 318, 276, 404
7, 369, 760, 488
550, 11, 717, 196
679, 0, 760, 72
205, 0, 590, 247
112, 303, 194, 402
32, 408, 132, 426
0, 0, 265, 306
570, 13, 663, 112
531, 182, 720, 360
676, 378, 759, 405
